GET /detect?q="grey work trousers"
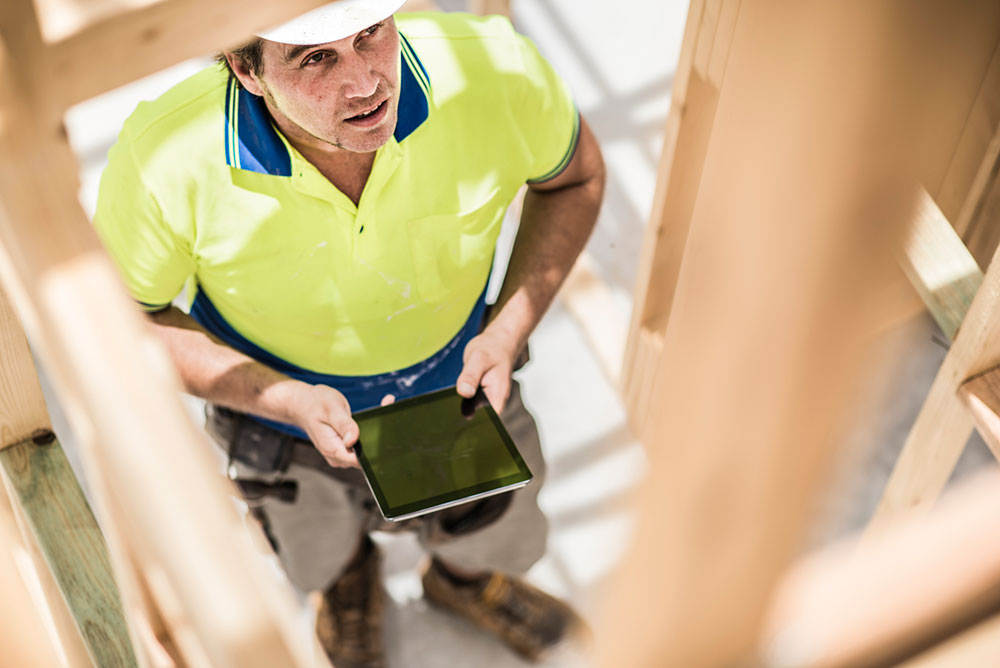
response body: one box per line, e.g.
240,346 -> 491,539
205,380 -> 548,593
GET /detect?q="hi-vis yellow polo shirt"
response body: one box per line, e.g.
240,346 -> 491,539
94,12 -> 579,422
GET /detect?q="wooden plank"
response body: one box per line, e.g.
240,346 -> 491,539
764,471 -> 1000,668
0,283 -> 51,449
961,159 -> 1000,272
0,470 -> 96,668
622,326 -> 661,442
621,0 -> 706,406
598,0 -> 935,665
939,40 -> 1000,239
900,614 -> 1000,668
0,20 -> 314,668
693,0 -> 722,77
865,200 -> 1000,536
959,366 -> 1000,459
467,0 -> 510,17
0,490 -> 74,668
898,190 -> 983,341
0,436 -> 137,668
706,0 -> 741,87
43,0 -> 330,110
918,1 -> 1000,204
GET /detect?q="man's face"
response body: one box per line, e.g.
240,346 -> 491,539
249,18 -> 401,154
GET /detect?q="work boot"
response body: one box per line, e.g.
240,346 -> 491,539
315,535 -> 385,668
421,557 -> 590,661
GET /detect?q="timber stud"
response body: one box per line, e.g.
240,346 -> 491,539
31,429 -> 55,446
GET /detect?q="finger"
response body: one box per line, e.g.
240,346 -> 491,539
480,366 -> 511,413
327,411 -> 359,447
380,394 -> 396,406
457,348 -> 491,397
313,428 -> 360,468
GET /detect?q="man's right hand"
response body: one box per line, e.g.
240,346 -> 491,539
288,383 -> 361,468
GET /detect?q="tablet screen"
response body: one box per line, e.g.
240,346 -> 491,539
353,388 -> 532,520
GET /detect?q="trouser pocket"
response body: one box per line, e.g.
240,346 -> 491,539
205,404 -> 296,474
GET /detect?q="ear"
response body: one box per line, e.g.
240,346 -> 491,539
224,52 -> 265,97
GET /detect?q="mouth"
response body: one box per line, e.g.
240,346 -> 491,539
344,99 -> 389,128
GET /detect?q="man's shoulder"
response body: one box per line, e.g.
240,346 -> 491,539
118,64 -> 228,158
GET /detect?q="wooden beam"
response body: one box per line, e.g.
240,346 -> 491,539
941,38 -> 1000,269
0,469 -> 96,668
763,471 -> 1000,668
960,365 -> 1000,459
869,179 -> 1000,536
0,23 -> 314,668
937,41 -> 1000,232
597,0 -> 934,665
0,283 -> 51,449
900,614 -> 1000,668
0,436 -> 137,667
622,0 -> 713,430
959,147 -> 1000,272
41,0 -> 329,110
467,0 -> 511,17
0,490 -> 77,668
866,199 -> 1000,537
898,190 -> 983,341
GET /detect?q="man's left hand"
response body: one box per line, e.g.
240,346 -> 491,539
456,328 -> 520,413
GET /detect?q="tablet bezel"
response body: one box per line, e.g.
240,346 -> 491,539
352,388 -> 533,522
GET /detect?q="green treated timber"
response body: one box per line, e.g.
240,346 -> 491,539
0,434 -> 138,668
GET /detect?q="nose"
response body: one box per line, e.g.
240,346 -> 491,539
341,49 -> 379,99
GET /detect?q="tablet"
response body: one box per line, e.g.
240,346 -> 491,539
352,388 -> 533,522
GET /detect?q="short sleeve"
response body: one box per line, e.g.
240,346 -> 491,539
513,35 -> 581,184
93,129 -> 196,312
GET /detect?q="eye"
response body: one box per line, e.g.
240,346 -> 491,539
362,22 -> 382,38
302,51 -> 331,67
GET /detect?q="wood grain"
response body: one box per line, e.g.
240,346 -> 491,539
45,0 -> 330,110
0,284 -> 50,449
600,1 -> 934,665
866,202 -> 1000,536
0,437 -> 137,667
0,5 -> 320,665
960,366 -> 1000,459
898,190 -> 983,341
0,488 -> 72,668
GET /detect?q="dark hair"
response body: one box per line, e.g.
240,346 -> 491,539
217,38 -> 265,82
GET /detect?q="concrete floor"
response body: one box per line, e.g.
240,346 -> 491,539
51,1 -> 996,666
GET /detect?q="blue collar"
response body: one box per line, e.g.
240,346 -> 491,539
224,32 -> 430,176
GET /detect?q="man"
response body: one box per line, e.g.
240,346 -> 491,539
95,1 -> 604,665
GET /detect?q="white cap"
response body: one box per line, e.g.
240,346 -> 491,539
256,0 -> 407,45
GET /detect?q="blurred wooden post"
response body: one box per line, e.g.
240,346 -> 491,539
764,471 -> 1000,668
604,0 -> 941,665
468,0 -> 510,17
0,0 -> 352,665
0,277 -> 130,666
0,490 -> 78,668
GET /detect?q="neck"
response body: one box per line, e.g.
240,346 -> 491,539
297,142 -> 376,206
265,99 -> 377,207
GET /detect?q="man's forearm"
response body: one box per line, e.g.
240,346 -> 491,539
148,307 -> 307,424
487,120 -> 606,353
150,307 -> 361,467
